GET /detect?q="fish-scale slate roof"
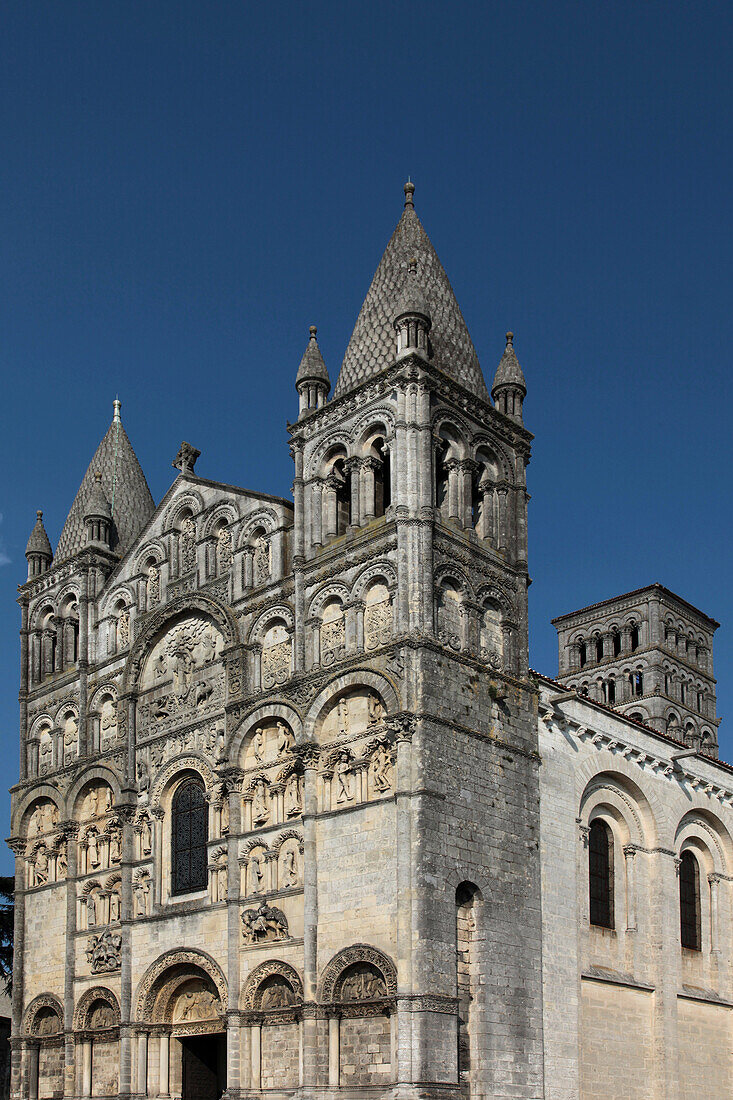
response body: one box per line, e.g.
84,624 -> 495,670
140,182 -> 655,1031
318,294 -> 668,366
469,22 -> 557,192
334,183 -> 489,400
55,411 -> 155,562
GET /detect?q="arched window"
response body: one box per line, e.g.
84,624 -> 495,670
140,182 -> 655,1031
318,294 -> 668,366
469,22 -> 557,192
594,636 -> 603,663
679,850 -> 701,950
605,678 -> 616,705
630,624 -> 639,651
579,641 -> 587,668
332,458 -> 351,535
172,779 -> 208,895
435,440 -> 449,514
632,671 -> 643,696
373,438 -> 391,516
613,631 -> 621,657
589,819 -> 614,929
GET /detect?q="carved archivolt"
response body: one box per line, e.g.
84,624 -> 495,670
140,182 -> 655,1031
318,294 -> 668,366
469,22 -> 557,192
318,944 -> 397,1003
239,508 -> 281,547
23,994 -> 64,1037
242,960 -> 303,1010
307,583 -> 350,621
73,986 -> 121,1031
351,562 -> 398,601
249,604 -> 295,645
135,949 -> 228,1022
149,754 -> 217,809
202,503 -> 239,540
161,489 -> 205,533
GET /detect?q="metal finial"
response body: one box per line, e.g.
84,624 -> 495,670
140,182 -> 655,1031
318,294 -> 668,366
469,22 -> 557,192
36,510 -> 43,521
408,257 -> 417,275
94,471 -> 102,483
113,398 -> 122,423
404,180 -> 415,208
506,332 -> 514,346
309,325 -> 318,339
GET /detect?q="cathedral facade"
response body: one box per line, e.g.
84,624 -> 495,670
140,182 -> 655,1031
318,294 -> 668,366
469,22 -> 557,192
9,183 -> 733,1100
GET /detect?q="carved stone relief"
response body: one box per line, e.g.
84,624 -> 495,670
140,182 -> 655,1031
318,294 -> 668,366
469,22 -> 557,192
241,901 -> 289,944
86,929 -> 122,974
242,720 -> 295,770
317,690 -> 386,745
172,980 -> 221,1023
137,615 -> 225,736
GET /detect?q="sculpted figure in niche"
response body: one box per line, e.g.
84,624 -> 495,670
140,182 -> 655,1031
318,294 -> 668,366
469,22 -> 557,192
252,780 -> 269,824
140,816 -> 152,855
87,830 -> 100,869
217,527 -> 233,573
254,535 -> 270,585
104,788 -> 113,814
199,628 -> 216,664
117,607 -> 130,649
260,977 -> 297,1010
137,759 -> 150,795
134,878 -> 150,917
252,728 -> 265,763
27,808 -> 40,839
34,846 -> 49,886
63,714 -> 78,763
109,828 -> 121,864
86,893 -> 98,928
101,697 -> 117,737
181,516 -> 196,573
250,853 -> 265,893
371,746 -> 392,793
282,848 -> 298,888
367,694 -> 385,726
56,842 -> 67,880
285,775 -> 301,817
220,797 -> 229,835
39,729 -> 53,774
277,721 -> 295,755
147,564 -> 160,605
110,888 -> 121,922
335,752 -> 353,803
338,698 -> 350,736
153,653 -> 167,680
340,963 -> 387,1001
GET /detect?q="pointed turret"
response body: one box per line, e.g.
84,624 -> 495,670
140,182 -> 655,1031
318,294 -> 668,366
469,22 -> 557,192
83,471 -> 113,549
55,400 -> 155,562
334,181 -> 488,399
393,256 -> 431,360
491,332 -> 527,424
25,511 -> 52,580
296,325 -> 330,415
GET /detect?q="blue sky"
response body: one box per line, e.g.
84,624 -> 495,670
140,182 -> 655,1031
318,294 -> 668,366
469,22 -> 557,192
1,1 -> 731,870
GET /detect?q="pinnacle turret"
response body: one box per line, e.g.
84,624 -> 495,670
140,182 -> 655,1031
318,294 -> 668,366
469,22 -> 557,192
84,471 -> 113,548
296,325 -> 330,416
25,510 -> 53,580
491,332 -> 527,424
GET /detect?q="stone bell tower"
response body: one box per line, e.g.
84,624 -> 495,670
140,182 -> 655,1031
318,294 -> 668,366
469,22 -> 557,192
288,182 -> 543,1100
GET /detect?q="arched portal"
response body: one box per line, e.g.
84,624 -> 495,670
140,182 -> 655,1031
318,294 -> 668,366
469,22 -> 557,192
136,952 -> 228,1100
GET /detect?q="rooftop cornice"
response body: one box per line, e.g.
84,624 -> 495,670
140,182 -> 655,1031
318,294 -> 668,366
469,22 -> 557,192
551,583 -> 719,630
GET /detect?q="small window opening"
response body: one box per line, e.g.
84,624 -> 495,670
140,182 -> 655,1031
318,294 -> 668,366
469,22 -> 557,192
589,819 -> 614,929
679,850 -> 701,950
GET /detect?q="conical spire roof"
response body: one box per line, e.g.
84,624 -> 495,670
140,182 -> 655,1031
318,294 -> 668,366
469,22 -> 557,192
25,511 -> 52,559
55,401 -> 155,562
296,326 -> 330,387
491,332 -> 526,395
334,182 -> 488,399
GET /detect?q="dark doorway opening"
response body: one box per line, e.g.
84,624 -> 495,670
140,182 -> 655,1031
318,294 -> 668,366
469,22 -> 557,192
181,1035 -> 226,1100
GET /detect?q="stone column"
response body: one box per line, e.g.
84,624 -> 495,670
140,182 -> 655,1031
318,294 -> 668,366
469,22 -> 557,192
81,1038 -> 92,1097
310,481 -> 323,548
250,1021 -> 262,1089
496,485 -> 509,551
327,1014 -> 339,1086
394,724 -> 415,1086
568,642 -> 581,672
603,631 -> 615,659
459,460 -> 475,529
324,477 -> 338,539
361,458 -> 377,521
709,874 -> 721,951
159,1032 -> 170,1095
623,845 -> 638,931
18,600 -> 29,780
445,460 -> 460,521
301,748 -> 319,1087
346,458 -> 361,528
136,1032 -> 148,1096
28,1044 -> 39,1100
